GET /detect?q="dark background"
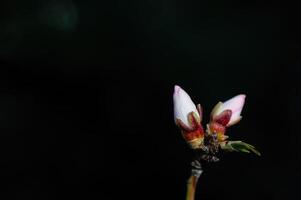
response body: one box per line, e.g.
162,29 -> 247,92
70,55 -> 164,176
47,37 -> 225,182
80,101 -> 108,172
1,0 -> 301,199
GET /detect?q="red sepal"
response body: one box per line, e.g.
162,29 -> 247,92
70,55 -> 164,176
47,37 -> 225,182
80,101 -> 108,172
209,122 -> 226,134
212,109 -> 232,126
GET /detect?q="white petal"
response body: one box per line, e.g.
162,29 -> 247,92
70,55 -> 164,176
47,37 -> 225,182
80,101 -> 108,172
213,94 -> 246,125
173,85 -> 199,127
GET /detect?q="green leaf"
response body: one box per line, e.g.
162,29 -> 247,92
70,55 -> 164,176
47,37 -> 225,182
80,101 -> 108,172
221,141 -> 261,156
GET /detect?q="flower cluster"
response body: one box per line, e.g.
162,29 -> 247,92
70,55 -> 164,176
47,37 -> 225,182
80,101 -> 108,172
173,85 -> 247,152
174,85 -> 260,200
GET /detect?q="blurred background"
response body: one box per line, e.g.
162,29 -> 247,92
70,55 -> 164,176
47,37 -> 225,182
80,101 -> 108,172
1,0 -> 301,199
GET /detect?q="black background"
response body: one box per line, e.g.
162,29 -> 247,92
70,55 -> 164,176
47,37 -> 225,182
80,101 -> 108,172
1,0 -> 301,199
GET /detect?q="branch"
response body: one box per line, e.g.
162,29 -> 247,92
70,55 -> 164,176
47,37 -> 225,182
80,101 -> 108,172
186,160 -> 203,200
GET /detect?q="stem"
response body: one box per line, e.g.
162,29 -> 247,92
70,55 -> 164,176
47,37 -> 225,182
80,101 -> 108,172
186,160 -> 203,200
186,174 -> 199,200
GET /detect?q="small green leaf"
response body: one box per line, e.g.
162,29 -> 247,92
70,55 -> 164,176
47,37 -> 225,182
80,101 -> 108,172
221,141 -> 261,156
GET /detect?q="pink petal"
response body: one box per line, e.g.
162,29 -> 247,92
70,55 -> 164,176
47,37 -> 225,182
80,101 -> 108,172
213,94 -> 246,126
173,85 -> 199,127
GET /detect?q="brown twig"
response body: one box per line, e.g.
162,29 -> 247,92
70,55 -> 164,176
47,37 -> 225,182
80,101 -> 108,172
186,160 -> 203,200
